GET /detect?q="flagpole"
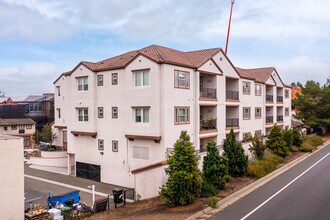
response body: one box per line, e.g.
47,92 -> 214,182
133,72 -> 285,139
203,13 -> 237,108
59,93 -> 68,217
225,0 -> 235,55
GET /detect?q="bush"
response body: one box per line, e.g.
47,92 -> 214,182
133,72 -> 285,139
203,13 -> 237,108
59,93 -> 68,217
300,142 -> 313,152
283,128 -> 293,151
304,135 -> 324,149
201,180 -> 218,198
208,197 -> 218,208
223,130 -> 248,177
249,136 -> 266,160
160,131 -> 202,207
247,155 -> 285,178
291,146 -> 300,152
266,125 -> 289,158
292,128 -> 303,147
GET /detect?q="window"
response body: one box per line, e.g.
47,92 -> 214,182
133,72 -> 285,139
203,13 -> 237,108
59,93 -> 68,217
243,81 -> 251,94
285,107 -> 289,116
174,107 -> 190,124
255,84 -> 262,96
255,107 -> 262,119
97,75 -> 103,86
4,126 -> 7,131
134,70 -> 149,86
18,125 -> 24,130
56,86 -> 60,96
112,141 -> 118,152
243,107 -> 251,119
112,107 -> 118,118
133,146 -> 149,160
56,108 -> 61,118
78,108 -> 88,121
243,132 -> 251,142
134,108 -> 149,123
98,139 -> 104,150
98,107 -> 104,118
285,89 -> 289,99
77,77 -> 88,91
26,124 -> 32,129
63,131 -> 67,143
11,125 -> 17,130
112,73 -> 118,85
255,130 -> 262,138
174,70 -> 190,89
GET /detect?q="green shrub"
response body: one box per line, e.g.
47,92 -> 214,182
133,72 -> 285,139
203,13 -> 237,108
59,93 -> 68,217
201,180 -> 218,198
300,142 -> 313,152
247,155 -> 285,178
208,197 -> 219,208
223,130 -> 248,177
263,154 -> 285,165
291,146 -> 300,152
292,128 -> 303,147
249,136 -> 266,160
304,135 -> 324,149
266,125 -> 289,158
283,128 -> 293,151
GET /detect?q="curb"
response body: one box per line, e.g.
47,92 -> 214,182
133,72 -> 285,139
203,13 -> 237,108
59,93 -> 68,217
186,139 -> 330,220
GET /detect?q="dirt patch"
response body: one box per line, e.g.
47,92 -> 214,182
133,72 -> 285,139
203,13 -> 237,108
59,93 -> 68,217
87,149 -> 314,220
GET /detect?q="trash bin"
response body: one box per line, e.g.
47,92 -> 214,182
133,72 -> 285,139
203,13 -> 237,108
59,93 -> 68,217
113,188 -> 123,208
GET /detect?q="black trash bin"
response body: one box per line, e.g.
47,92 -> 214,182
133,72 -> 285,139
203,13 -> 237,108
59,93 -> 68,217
113,188 -> 123,208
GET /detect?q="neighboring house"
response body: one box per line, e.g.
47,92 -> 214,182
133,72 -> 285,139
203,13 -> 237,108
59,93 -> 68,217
0,118 -> 36,148
0,135 -> 24,220
53,45 -> 292,199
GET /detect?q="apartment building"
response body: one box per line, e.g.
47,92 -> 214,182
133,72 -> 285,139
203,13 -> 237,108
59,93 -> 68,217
53,45 -> 291,199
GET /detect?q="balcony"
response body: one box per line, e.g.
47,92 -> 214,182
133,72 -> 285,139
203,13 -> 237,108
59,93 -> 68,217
200,88 -> 216,99
266,116 -> 273,124
226,90 -> 239,101
200,118 -> 217,131
277,115 -> 283,122
226,118 -> 239,128
266,95 -> 273,102
277,96 -> 283,103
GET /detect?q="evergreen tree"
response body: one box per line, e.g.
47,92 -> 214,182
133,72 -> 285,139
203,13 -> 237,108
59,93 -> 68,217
282,128 -> 293,151
223,130 -> 248,177
202,141 -> 228,197
292,128 -> 303,147
41,124 -> 57,144
160,131 -> 202,207
266,125 -> 288,157
249,136 -> 266,160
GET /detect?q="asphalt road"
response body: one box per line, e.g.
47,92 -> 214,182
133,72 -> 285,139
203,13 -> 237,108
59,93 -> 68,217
211,143 -> 330,220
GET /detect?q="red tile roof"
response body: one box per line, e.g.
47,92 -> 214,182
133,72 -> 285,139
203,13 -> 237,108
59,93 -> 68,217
236,67 -> 275,83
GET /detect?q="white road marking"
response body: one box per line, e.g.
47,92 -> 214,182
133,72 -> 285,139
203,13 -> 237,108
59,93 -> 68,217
25,197 -> 42,203
241,151 -> 330,220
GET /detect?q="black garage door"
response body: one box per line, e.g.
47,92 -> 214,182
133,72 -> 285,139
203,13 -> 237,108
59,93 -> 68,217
76,162 -> 101,182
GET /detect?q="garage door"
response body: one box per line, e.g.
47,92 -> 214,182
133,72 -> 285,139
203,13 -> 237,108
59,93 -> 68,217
76,162 -> 101,182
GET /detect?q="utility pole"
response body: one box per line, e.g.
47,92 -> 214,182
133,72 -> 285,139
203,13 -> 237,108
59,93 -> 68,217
225,0 -> 235,55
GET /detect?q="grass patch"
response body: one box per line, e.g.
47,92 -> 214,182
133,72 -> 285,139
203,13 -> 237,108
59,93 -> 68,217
247,155 -> 285,178
208,197 -> 218,208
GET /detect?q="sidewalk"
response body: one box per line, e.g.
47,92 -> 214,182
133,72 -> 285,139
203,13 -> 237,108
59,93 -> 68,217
24,164 -> 133,199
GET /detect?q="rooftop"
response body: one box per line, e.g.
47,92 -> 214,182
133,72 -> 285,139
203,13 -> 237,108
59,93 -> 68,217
0,134 -> 21,140
0,118 -> 36,126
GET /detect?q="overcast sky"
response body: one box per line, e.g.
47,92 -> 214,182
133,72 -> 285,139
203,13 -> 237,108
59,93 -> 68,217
0,0 -> 329,96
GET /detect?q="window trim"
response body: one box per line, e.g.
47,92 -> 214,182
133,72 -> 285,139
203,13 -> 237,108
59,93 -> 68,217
98,107 -> 104,118
243,132 -> 251,142
77,108 -> 89,122
112,73 -> 118,85
242,81 -> 251,95
112,140 -> 118,152
98,139 -> 104,150
132,146 -> 149,160
97,75 -> 103,86
11,125 -> 17,130
112,107 -> 118,119
174,70 -> 190,89
255,107 -> 262,119
243,107 -> 251,120
133,107 -> 150,123
174,106 -> 190,125
285,89 -> 289,99
255,84 -> 262,96
285,107 -> 290,117
56,86 -> 60,96
76,76 -> 88,91
133,70 -> 149,87
57,108 -> 61,119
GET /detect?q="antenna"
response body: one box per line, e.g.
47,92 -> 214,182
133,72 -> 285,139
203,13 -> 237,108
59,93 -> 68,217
225,0 -> 235,55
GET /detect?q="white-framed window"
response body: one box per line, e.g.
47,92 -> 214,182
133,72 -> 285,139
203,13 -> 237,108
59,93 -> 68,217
255,107 -> 262,119
98,139 -> 104,150
285,89 -> 289,99
134,70 -> 149,87
243,81 -> 251,94
98,107 -> 104,118
112,73 -> 118,85
57,108 -> 61,118
26,124 -> 32,129
174,70 -> 190,89
112,141 -> 118,152
56,86 -> 60,96
78,108 -> 88,121
243,132 -> 251,142
77,77 -> 88,91
285,107 -> 289,116
134,108 -> 149,123
243,107 -> 251,119
174,107 -> 190,124
255,84 -> 262,96
97,75 -> 103,86
133,146 -> 149,160
112,107 -> 118,118
255,130 -> 262,138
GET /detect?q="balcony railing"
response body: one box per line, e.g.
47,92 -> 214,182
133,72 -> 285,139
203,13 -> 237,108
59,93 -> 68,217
200,118 -> 217,130
266,95 -> 273,102
266,116 -> 273,123
277,115 -> 283,122
277,96 -> 283,102
226,118 -> 239,128
200,88 -> 216,99
226,90 -> 239,100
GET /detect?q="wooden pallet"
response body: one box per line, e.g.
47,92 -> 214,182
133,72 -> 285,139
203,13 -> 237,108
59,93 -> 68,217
25,209 -> 51,220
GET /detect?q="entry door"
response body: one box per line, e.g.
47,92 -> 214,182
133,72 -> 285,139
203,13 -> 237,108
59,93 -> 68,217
76,162 -> 101,182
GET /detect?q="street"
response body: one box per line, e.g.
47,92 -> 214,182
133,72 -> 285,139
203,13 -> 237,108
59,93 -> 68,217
210,143 -> 330,220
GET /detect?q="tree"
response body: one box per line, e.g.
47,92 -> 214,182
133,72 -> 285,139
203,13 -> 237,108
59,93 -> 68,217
292,128 -> 303,147
297,81 -> 303,88
249,136 -> 266,160
223,129 -> 248,177
266,125 -> 288,158
282,128 -> 293,151
160,131 -> 202,207
41,124 -> 57,144
202,141 -> 228,197
33,130 -> 41,144
291,82 -> 296,87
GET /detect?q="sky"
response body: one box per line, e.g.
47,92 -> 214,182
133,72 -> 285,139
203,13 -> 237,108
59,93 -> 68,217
0,0 -> 329,96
